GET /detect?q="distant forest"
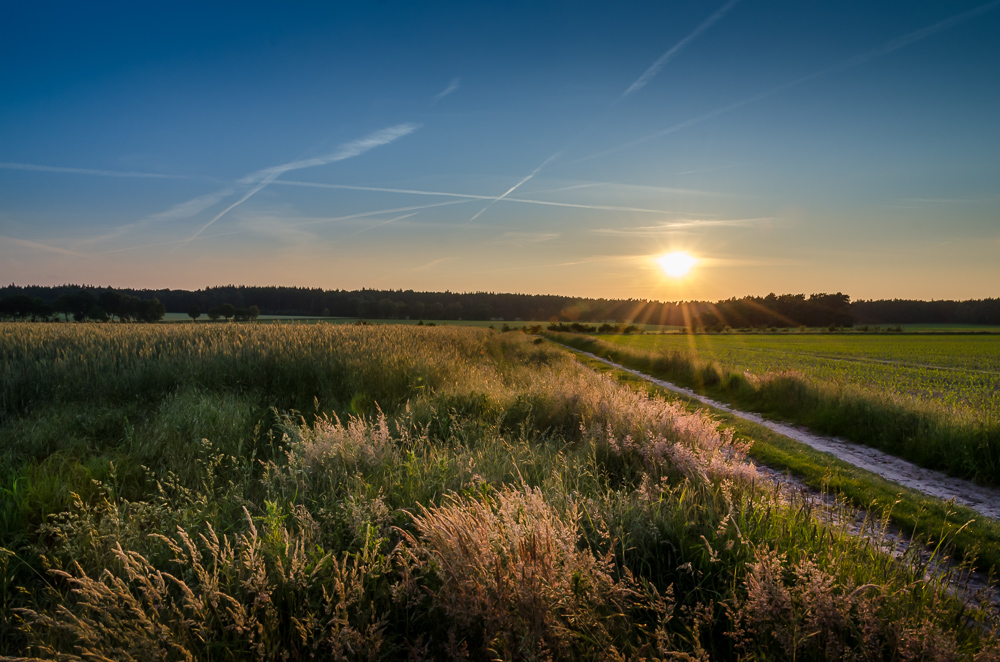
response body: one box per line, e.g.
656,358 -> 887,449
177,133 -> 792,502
2,284 -> 999,328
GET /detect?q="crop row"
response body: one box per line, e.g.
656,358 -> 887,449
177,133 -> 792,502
598,332 -> 1000,424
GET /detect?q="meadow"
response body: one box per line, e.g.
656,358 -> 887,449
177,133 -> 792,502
1,322 -> 998,660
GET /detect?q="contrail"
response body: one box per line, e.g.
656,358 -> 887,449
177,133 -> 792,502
97,231 -> 241,254
275,179 -> 679,214
412,256 -> 456,272
351,212 -> 420,236
78,188 -> 239,247
175,123 -> 419,248
146,188 -> 236,222
573,0 -> 1000,165
275,180 -> 495,200
292,199 -> 471,227
488,253 -> 640,273
466,151 -> 562,223
0,234 -> 85,257
432,77 -> 462,104
621,0 -> 741,99
466,173 -> 534,223
0,162 -> 189,179
502,197 -> 675,214
591,218 -> 768,235
526,183 -> 603,195
464,2 -> 736,223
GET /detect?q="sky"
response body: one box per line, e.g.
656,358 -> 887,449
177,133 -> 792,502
2,0 -> 999,302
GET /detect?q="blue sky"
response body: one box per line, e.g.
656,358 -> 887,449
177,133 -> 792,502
2,1 -> 998,300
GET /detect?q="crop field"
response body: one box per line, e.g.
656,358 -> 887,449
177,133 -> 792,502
1,323 -> 998,659
549,332 -> 1000,488
899,324 -> 1000,333
597,333 -> 1000,422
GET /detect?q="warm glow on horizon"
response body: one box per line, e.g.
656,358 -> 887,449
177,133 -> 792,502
657,251 -> 697,278
2,5 -> 998,300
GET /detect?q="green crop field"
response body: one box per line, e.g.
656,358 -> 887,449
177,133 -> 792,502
2,322 -> 997,659
548,331 -> 1000,487
597,332 -> 1000,422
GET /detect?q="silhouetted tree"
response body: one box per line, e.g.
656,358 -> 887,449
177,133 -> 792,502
234,306 -> 260,321
99,290 -> 123,321
427,302 -> 445,319
377,298 -> 396,319
220,303 -> 236,321
35,302 -> 54,321
135,298 -> 166,323
471,303 -> 492,321
188,305 -> 201,321
0,295 -> 36,320
53,294 -> 74,322
71,290 -> 97,322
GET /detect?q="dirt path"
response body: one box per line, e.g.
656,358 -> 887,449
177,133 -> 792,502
570,347 -> 1000,522
754,461 -> 997,604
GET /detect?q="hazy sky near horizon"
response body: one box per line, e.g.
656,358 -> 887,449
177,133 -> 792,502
2,1 -> 999,301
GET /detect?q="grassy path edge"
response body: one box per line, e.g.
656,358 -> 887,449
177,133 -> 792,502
550,338 -> 1000,575
544,332 -> 1000,486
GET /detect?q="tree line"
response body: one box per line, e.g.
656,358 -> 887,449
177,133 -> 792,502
852,298 -> 1000,325
0,290 -> 165,323
187,304 -> 259,322
3,283 -> 998,327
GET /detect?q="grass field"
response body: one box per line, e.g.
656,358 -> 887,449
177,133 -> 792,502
596,332 -> 1000,422
161,313 -> 553,327
899,324 -> 1000,333
161,314 -> 680,331
548,332 -> 1000,487
1,323 -> 998,659
569,350 -> 1000,574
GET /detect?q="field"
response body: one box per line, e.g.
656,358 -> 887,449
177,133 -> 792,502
597,333 -> 1000,422
548,332 -> 1000,487
1,323 -> 998,660
161,313 -> 553,328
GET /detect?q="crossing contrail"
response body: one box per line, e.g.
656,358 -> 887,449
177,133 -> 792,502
173,123 -> 419,249
621,0 -> 740,99
570,0 -> 1000,165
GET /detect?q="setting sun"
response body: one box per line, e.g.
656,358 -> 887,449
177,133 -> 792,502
658,251 -> 697,278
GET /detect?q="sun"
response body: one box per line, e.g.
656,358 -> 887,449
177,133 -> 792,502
657,251 -> 697,278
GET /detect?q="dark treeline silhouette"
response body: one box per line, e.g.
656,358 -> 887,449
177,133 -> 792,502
2,284 -> 996,327
852,298 -> 1000,325
0,288 -> 165,323
0,284 -> 852,328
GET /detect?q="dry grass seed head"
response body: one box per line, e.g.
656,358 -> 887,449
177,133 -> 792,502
400,485 -> 666,660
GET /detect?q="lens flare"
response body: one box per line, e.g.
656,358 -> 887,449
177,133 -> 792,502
657,251 -> 696,277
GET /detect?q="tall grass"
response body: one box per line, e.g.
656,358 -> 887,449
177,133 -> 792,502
1,323 -> 996,659
549,332 -> 1000,486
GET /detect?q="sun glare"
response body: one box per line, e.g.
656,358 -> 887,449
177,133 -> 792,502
658,251 -> 696,278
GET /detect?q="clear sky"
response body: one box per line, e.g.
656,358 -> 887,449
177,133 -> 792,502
2,1 -> 998,301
